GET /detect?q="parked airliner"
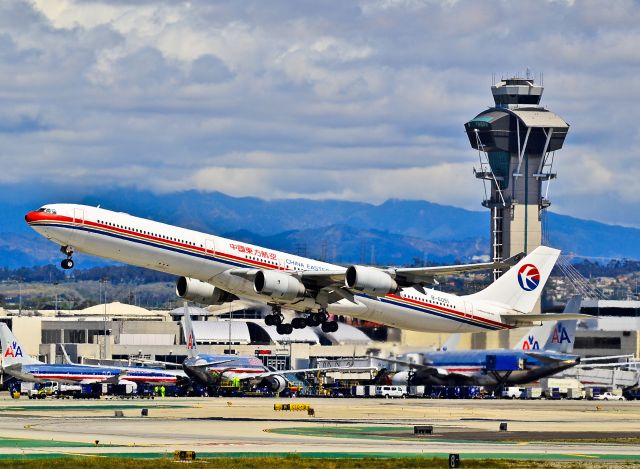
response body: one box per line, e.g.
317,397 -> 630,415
177,304 -> 370,393
25,204 -> 586,335
387,297 -> 582,388
0,323 -> 185,386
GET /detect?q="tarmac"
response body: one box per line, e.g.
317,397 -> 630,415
0,396 -> 639,461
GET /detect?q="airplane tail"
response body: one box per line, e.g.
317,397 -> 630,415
440,333 -> 460,352
512,295 -> 580,353
0,323 -> 40,367
541,296 -> 580,353
180,302 -> 198,359
467,245 -> 560,314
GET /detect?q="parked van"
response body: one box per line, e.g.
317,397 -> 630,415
375,385 -> 407,399
501,387 -> 524,399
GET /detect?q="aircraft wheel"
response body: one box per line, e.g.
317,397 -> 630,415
265,315 -> 274,326
315,311 -> 328,323
321,321 -> 339,333
276,323 -> 293,335
61,258 -> 74,270
306,315 -> 321,327
291,317 -> 306,329
272,313 -> 284,325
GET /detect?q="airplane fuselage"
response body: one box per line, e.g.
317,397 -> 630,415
6,363 -> 183,386
26,204 -> 514,333
392,350 -> 580,387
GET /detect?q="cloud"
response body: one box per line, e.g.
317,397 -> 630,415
0,0 -> 638,226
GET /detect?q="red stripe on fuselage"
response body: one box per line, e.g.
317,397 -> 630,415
26,211 -> 287,271
387,294 -> 509,329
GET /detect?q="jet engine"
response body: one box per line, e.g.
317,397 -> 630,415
345,265 -> 398,296
261,374 -> 287,393
176,277 -> 236,305
254,270 -> 305,301
391,370 -> 410,386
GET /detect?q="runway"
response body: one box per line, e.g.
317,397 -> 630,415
0,396 -> 639,461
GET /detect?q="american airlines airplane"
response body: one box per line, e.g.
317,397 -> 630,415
0,324 -> 185,386
25,204 -> 585,335
178,305 -> 371,394
387,298 -> 582,388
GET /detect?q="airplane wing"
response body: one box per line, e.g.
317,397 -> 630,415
238,366 -> 378,383
372,357 -> 454,379
186,359 -> 237,370
127,357 -> 185,370
229,254 -> 522,298
389,253 -> 524,287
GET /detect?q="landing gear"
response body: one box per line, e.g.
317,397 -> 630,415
60,245 -> 74,270
312,309 -> 328,324
266,306 -> 334,334
264,305 -> 284,327
321,321 -> 339,333
291,317 -> 307,329
305,314 -> 321,327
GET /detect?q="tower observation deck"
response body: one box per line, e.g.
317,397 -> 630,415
464,77 -> 569,279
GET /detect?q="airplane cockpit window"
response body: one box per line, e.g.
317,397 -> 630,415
37,207 -> 57,214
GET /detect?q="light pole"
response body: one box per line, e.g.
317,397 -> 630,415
53,282 -> 59,316
100,277 -> 108,360
12,278 -> 22,315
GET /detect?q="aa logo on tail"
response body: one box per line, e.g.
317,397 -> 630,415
187,333 -> 194,349
522,336 -> 540,350
4,341 -> 23,358
517,264 -> 541,292
551,324 -> 572,344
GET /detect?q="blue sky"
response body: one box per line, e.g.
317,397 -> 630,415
1,0 -> 639,226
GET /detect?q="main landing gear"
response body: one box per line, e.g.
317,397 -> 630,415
60,246 -> 74,270
265,307 -> 339,335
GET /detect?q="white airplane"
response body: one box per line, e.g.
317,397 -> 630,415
25,204 -> 585,335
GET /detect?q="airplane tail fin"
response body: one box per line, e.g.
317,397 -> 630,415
542,296 -> 580,353
180,302 -> 198,359
512,295 -> 580,352
467,245 -> 560,314
440,333 -> 460,352
0,323 -> 39,367
513,321 -> 556,351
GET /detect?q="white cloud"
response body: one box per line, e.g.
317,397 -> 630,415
0,0 -> 638,226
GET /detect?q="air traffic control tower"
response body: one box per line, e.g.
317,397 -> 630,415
464,77 -> 569,279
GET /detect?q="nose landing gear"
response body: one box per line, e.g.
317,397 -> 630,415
60,246 -> 74,270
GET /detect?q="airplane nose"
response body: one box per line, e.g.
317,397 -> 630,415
25,211 -> 39,223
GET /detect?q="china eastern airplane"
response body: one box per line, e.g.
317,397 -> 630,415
25,204 -> 587,335
0,324 -> 186,386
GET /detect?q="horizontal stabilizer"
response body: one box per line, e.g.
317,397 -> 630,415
524,352 -> 578,365
502,313 -> 592,326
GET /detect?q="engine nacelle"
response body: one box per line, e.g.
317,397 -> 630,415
254,270 -> 305,301
391,371 -> 410,386
262,374 -> 287,393
345,265 -> 398,296
176,277 -> 236,305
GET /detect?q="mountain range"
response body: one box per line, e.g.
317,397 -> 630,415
1,185 -> 639,269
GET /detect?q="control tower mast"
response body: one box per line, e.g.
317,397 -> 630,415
464,76 -> 569,280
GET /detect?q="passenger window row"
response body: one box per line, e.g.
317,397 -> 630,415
96,219 -> 203,247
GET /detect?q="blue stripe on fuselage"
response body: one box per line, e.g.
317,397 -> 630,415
378,296 -> 499,330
